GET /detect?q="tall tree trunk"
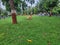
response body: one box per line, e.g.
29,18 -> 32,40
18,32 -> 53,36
9,0 -> 17,24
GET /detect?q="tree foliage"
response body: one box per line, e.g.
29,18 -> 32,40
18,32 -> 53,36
38,0 -> 59,12
26,0 -> 35,5
2,0 -> 27,12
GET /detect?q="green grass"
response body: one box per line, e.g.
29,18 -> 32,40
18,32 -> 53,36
0,15 -> 60,45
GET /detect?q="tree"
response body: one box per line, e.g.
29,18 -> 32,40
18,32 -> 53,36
2,0 -> 27,24
37,0 -> 58,11
2,0 -> 27,14
21,0 -> 27,15
9,0 -> 17,24
26,0 -> 35,15
36,0 -> 58,16
2,0 -> 17,24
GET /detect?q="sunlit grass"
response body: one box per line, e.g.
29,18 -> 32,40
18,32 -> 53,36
0,15 -> 60,45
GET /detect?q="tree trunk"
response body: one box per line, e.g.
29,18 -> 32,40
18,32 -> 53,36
49,11 -> 52,17
9,0 -> 17,24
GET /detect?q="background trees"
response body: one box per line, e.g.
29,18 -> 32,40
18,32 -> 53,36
1,0 -> 60,15
2,0 -> 27,13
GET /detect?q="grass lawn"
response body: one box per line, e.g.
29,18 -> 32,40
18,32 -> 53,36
0,15 -> 60,45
